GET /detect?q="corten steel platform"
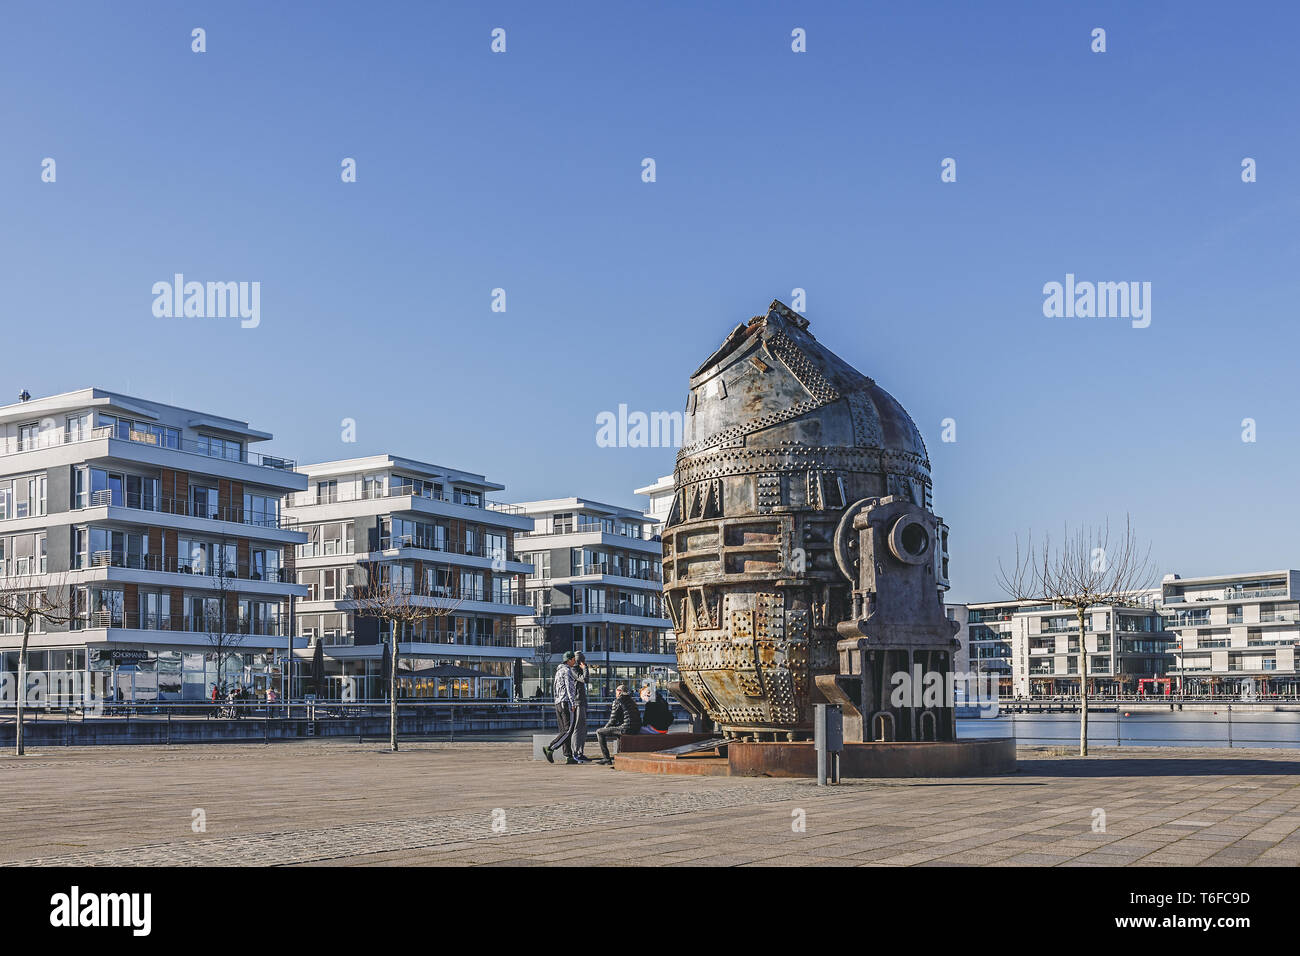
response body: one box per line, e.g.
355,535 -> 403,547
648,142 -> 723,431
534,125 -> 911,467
614,736 -> 1017,778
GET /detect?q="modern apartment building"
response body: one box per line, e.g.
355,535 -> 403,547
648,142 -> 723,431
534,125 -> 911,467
0,388 -> 307,703
1161,570 -> 1300,695
513,497 -> 676,698
634,474 -> 675,526
1009,593 -> 1171,697
282,456 -> 534,700
956,600 -> 1052,696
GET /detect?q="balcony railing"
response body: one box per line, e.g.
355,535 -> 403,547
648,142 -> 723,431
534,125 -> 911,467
379,534 -> 516,564
83,491 -> 286,529
517,522 -> 661,542
75,551 -> 291,583
571,562 -> 661,581
0,425 -> 295,470
290,483 -> 519,515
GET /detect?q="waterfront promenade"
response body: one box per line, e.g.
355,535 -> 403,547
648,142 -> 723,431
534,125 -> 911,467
2,742 -> 1299,866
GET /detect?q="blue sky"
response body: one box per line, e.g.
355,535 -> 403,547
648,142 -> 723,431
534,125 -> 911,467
3,1 -> 1299,601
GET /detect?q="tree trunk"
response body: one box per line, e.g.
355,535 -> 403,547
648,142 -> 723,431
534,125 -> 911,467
1077,607 -> 1089,757
389,627 -> 398,753
16,618 -> 31,756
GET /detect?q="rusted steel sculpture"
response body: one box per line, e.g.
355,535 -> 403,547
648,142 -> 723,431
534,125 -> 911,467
663,300 -> 958,742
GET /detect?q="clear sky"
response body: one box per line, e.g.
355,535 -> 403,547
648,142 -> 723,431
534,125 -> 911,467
3,1 -> 1298,602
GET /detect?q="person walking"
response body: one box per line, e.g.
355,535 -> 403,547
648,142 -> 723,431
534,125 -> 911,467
542,652 -> 579,764
595,683 -> 641,765
570,652 -> 592,763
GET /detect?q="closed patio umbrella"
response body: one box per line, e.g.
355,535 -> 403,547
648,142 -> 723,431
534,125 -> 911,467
310,640 -> 325,696
380,641 -> 392,700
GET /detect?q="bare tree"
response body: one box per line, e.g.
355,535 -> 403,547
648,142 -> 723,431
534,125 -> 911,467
199,538 -> 244,705
998,516 -> 1156,756
0,575 -> 74,756
347,559 -> 461,752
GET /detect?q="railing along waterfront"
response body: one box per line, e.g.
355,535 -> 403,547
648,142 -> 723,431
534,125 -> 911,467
967,704 -> 1300,749
0,699 -> 693,747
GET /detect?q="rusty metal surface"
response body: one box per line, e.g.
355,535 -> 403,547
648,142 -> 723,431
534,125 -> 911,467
662,300 -> 939,738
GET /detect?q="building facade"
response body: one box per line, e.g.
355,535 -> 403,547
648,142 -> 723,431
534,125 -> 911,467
1009,595 -> 1171,697
513,497 -> 676,699
282,456 -> 535,700
1161,570 -> 1300,695
956,600 -> 1052,696
0,388 -> 307,704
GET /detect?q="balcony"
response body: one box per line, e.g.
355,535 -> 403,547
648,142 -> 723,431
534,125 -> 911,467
378,534 -> 517,564
292,483 -> 519,515
83,490 -> 287,529
0,425 -> 295,470
570,562 -> 661,582
76,551 -> 292,583
517,521 -> 661,542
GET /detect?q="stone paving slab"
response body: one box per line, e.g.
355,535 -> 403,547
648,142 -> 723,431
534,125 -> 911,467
1,742 -> 1299,866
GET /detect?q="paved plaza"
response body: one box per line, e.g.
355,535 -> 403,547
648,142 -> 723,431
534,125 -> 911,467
2,742 -> 1299,866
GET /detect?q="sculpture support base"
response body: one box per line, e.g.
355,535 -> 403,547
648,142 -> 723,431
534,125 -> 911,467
613,737 -> 1016,779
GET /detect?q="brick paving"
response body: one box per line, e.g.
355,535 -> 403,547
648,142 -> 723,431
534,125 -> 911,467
2,742 -> 1299,866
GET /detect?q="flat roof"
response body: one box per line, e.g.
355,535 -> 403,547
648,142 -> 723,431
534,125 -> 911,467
1162,570 -> 1294,587
296,454 -> 504,492
511,497 -> 654,522
0,387 -> 274,441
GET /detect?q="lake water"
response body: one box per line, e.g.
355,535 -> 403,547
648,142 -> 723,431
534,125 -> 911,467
958,710 -> 1300,749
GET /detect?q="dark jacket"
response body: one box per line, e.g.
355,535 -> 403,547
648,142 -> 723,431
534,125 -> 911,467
605,693 -> 641,733
643,693 -> 672,732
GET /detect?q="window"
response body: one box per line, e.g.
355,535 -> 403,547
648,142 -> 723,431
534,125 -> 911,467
190,485 -> 220,520
460,570 -> 484,602
492,575 -> 516,604
65,413 -> 91,442
140,592 -> 171,630
126,474 -> 158,512
316,480 -> 338,504
243,493 -> 279,528
197,435 -> 242,461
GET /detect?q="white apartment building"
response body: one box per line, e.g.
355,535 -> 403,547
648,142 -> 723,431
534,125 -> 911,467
955,599 -> 1052,696
513,497 -> 676,699
0,388 -> 307,703
1161,570 -> 1300,695
1009,594 -> 1171,697
634,474 -> 675,527
282,456 -> 534,700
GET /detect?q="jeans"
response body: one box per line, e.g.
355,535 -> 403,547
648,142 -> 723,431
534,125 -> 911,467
596,725 -> 626,760
548,701 -> 575,757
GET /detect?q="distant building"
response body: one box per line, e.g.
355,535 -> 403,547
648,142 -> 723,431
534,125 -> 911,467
513,496 -> 675,698
1009,595 -> 1171,697
282,455 -> 534,699
0,387 -> 306,703
634,474 -> 674,527
1161,570 -> 1300,695
951,600 -> 1049,696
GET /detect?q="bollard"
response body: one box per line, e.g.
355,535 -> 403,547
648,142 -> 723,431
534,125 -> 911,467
814,703 -> 843,786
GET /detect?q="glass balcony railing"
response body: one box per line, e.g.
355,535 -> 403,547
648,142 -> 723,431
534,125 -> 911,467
0,425 -> 295,470
82,490 -> 286,529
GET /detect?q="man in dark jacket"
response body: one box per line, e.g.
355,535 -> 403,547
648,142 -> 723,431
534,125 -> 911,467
595,683 -> 641,764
